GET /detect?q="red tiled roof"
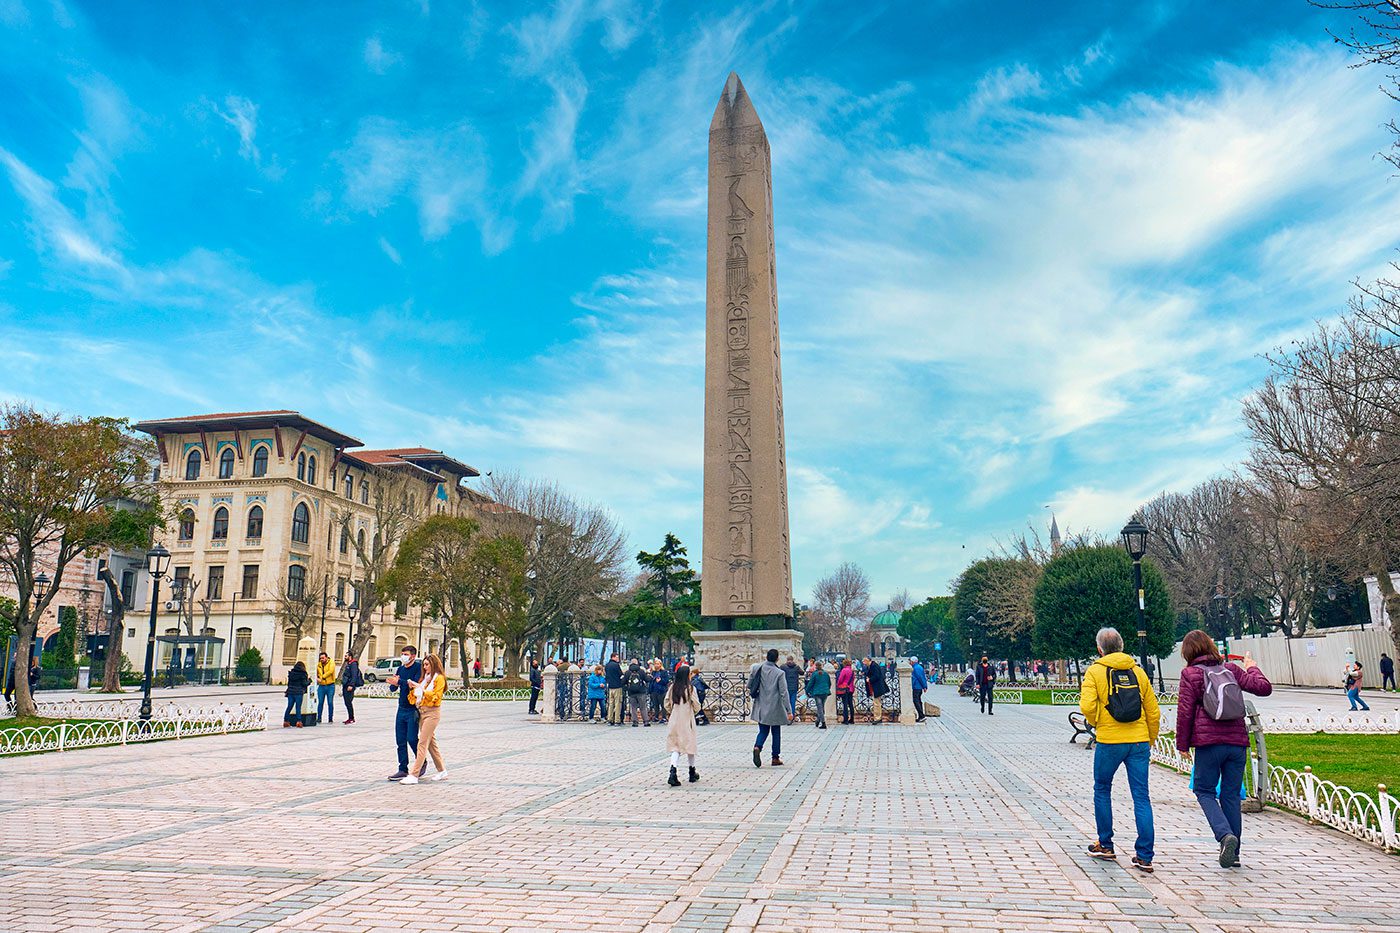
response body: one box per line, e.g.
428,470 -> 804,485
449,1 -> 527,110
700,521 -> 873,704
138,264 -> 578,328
134,411 -> 363,448
148,410 -> 298,422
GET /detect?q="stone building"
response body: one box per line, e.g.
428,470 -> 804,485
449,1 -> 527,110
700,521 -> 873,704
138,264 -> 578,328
130,410 -> 508,681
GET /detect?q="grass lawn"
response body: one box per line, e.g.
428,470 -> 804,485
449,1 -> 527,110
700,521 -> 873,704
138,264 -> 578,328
1017,689 -> 1053,705
1263,733 -> 1400,793
0,716 -> 107,734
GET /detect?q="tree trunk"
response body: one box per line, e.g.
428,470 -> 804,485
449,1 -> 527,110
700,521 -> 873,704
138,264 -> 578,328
98,567 -> 127,693
11,619 -> 36,717
1373,565 -> 1400,657
503,643 -> 522,683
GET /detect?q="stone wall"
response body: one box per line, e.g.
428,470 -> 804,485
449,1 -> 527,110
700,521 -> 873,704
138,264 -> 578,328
691,628 -> 803,672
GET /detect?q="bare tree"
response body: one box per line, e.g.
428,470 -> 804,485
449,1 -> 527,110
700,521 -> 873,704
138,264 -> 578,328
808,562 -> 871,654
270,560 -> 333,662
1315,1 -> 1400,170
886,588 -> 912,613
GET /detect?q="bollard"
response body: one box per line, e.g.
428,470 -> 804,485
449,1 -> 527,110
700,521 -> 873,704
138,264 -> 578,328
540,667 -> 557,723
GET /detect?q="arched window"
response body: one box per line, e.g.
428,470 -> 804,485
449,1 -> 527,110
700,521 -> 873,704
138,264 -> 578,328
178,509 -> 195,541
252,446 -> 268,477
334,632 -> 345,659
287,564 -> 306,598
185,449 -> 201,480
246,505 -> 263,539
297,453 -> 306,482
360,480 -> 369,504
344,472 -> 353,498
211,506 -> 229,540
307,455 -> 317,485
401,492 -> 409,513
367,635 -> 377,661
393,634 -> 408,655
291,502 -> 310,544
357,529 -> 366,553
282,630 -> 299,664
218,448 -> 235,479
339,525 -> 349,554
234,627 -> 252,657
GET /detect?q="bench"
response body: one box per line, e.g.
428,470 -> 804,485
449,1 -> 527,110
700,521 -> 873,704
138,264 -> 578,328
1068,711 -> 1096,747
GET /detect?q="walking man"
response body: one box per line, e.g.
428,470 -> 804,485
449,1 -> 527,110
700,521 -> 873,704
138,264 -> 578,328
315,651 -> 337,723
1381,653 -> 1396,692
340,651 -> 363,724
386,645 -> 422,781
750,648 -> 788,766
528,660 -> 542,715
782,655 -> 802,721
910,656 -> 928,722
864,657 -> 889,724
1080,627 -> 1160,873
605,652 -> 625,725
976,655 -> 996,715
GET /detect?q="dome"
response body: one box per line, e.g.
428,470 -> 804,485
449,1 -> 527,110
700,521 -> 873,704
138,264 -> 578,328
871,610 -> 901,629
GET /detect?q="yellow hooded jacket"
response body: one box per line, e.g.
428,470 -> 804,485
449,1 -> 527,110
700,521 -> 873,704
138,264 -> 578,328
316,658 -> 337,686
1079,651 -> 1160,745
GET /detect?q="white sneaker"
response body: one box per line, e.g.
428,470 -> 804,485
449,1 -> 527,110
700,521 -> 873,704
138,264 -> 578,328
430,770 -> 448,782
399,774 -> 419,785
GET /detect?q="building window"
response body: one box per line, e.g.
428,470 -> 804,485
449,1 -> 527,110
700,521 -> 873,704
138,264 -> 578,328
246,505 -> 263,539
394,634 -> 407,655
367,635 -> 377,660
339,525 -> 349,554
282,630 -> 299,664
207,566 -> 225,600
336,578 -> 347,603
234,626 -> 252,657
297,452 -> 306,482
252,446 -> 268,477
307,455 -> 317,486
151,465 -> 161,482
218,448 -> 235,479
211,506 -> 229,541
119,570 -> 136,609
360,480 -> 369,504
178,509 -> 195,541
241,564 -> 260,599
357,529 -> 366,554
287,564 -> 306,599
185,449 -> 201,480
334,632 -> 345,659
291,503 -> 310,544
172,565 -> 191,597
161,627 -> 180,664
344,472 -> 353,498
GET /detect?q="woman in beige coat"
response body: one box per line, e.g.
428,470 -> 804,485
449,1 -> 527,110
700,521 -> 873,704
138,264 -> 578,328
664,665 -> 701,786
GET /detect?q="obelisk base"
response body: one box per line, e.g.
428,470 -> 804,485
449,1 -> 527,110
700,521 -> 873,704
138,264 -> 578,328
691,628 -> 803,673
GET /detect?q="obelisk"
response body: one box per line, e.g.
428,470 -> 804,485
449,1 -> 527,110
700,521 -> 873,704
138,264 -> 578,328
700,73 -> 794,638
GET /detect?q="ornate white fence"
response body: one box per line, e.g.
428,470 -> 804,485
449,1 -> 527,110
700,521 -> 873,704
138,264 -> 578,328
0,704 -> 267,756
1149,734 -> 1400,851
357,682 -> 532,702
1258,711 -> 1400,734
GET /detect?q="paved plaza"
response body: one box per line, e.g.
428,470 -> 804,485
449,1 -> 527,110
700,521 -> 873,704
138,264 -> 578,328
3,685 -> 1398,933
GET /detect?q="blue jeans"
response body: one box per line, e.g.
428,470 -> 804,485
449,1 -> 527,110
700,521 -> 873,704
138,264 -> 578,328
316,684 -> 335,721
1093,741 -> 1154,862
283,693 -> 303,722
787,688 -> 798,716
395,705 -> 420,771
586,697 -> 605,719
1192,743 -> 1246,843
755,723 -> 781,756
1347,688 -> 1370,710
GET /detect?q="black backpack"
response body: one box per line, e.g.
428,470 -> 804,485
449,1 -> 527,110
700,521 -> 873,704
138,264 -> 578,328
1098,662 -> 1143,723
625,669 -> 647,693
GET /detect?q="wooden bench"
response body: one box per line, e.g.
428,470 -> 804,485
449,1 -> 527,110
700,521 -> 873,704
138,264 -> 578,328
1068,711 -> 1096,747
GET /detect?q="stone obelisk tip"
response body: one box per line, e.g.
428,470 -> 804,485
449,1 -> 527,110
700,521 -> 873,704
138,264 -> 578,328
710,71 -> 763,131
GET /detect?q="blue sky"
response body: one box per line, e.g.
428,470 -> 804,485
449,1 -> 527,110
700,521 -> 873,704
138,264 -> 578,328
2,0 -> 1398,607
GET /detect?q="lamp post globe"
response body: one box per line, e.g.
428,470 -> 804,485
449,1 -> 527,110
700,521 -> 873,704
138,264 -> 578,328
139,544 -> 171,724
33,572 -> 50,602
1119,517 -> 1150,675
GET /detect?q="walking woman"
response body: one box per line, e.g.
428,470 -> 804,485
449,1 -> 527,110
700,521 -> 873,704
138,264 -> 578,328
1346,662 -> 1371,711
284,661 -> 309,727
807,660 -> 831,729
836,659 -> 856,725
401,654 -> 448,785
664,665 -> 702,786
1175,630 -> 1272,868
341,652 -> 364,725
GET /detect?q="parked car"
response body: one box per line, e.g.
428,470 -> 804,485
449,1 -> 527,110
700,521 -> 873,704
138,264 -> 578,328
364,658 -> 402,683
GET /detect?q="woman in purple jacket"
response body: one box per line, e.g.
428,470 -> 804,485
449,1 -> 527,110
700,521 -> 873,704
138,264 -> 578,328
1175,630 -> 1272,868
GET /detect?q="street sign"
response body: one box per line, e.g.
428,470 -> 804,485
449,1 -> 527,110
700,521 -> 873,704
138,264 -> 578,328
934,642 -> 941,651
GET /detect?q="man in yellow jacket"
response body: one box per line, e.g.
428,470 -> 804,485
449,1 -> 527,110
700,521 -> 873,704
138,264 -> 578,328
1079,627 -> 1160,873
315,651 -> 338,724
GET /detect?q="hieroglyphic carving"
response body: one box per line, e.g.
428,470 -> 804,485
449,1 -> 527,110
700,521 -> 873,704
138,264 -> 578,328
725,169 -> 755,612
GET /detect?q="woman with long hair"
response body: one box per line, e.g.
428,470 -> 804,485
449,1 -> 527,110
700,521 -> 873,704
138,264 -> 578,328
1175,629 -> 1271,868
401,653 -> 448,785
664,664 -> 701,786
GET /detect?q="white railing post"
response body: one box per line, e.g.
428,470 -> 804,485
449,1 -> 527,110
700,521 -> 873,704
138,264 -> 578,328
540,668 -> 557,722
58,723 -> 67,752
1380,785 -> 1397,851
1304,766 -> 1318,822
121,718 -> 130,746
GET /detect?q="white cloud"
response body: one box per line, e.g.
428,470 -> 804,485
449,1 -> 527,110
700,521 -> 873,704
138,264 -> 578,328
364,36 -> 402,74
377,235 -> 402,265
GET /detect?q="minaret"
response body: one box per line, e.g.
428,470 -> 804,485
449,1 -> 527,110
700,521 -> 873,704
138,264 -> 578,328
1050,514 -> 1062,555
700,73 -> 793,628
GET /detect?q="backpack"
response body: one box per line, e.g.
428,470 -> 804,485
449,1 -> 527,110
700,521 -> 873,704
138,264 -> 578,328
1201,664 -> 1245,721
1098,662 -> 1143,723
625,669 -> 647,693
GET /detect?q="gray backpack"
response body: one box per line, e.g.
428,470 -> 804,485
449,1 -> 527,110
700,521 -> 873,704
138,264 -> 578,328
1202,665 -> 1245,721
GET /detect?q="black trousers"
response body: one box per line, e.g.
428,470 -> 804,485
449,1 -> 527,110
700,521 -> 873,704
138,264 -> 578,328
1384,672 -> 1396,690
528,686 -> 540,712
979,684 -> 993,713
912,689 -> 925,720
342,686 -> 356,721
837,692 -> 854,723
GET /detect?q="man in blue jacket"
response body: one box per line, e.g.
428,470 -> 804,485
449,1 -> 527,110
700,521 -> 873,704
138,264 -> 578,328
386,646 -> 422,781
604,653 -> 624,725
910,656 -> 928,722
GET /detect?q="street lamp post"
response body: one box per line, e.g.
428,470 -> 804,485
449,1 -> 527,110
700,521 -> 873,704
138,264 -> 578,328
1120,517 -> 1150,675
225,593 -> 241,684
140,545 -> 171,723
28,573 -> 50,685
